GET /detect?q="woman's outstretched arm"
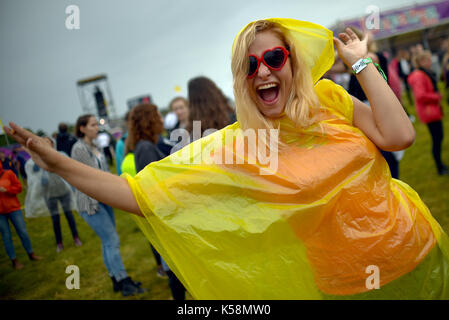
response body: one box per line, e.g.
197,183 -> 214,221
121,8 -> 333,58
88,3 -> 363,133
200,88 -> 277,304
4,122 -> 143,216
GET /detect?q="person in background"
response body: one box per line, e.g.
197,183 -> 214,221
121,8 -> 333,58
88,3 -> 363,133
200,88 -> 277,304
0,150 -> 18,176
164,76 -> 237,298
149,100 -> 185,157
410,44 -> 424,69
187,76 -> 236,134
324,52 -> 350,90
41,136 -> 82,252
96,129 -> 114,166
437,37 -> 449,65
71,114 -> 146,296
126,103 -> 187,299
169,97 -> 190,131
170,76 -> 236,154
0,162 -> 42,269
56,123 -> 77,157
397,48 -> 413,105
388,49 -> 404,103
165,97 -> 190,148
12,148 -> 27,185
115,111 -> 131,175
441,45 -> 449,104
171,76 -> 236,154
408,50 -> 448,175
125,104 -> 169,280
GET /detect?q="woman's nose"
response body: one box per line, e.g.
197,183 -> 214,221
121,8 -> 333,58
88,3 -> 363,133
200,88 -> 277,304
257,62 -> 271,78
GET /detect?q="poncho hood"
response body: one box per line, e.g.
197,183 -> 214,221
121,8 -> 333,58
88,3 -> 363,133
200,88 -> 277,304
232,18 -> 335,84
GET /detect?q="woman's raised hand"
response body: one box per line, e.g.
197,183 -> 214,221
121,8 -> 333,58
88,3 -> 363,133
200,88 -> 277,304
3,122 -> 61,172
333,28 -> 369,69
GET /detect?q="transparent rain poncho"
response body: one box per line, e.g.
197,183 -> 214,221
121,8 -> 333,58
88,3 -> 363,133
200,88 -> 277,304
24,157 -> 77,218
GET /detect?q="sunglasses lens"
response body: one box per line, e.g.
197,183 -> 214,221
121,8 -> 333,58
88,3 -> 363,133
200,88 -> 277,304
264,48 -> 286,69
248,56 -> 258,76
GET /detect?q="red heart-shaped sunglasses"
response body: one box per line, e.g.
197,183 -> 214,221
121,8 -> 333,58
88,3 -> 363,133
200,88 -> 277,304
247,46 -> 290,78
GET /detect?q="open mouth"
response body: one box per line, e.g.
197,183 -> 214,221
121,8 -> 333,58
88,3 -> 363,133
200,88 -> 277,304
257,83 -> 279,103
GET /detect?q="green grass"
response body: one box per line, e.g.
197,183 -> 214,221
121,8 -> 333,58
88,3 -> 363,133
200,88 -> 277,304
1,85 -> 449,299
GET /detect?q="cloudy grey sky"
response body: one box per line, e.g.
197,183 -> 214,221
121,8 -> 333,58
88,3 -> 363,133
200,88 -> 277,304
0,0 -> 430,134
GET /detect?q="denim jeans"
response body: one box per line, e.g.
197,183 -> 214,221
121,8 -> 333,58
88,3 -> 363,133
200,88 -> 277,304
0,210 -> 34,260
80,203 -> 128,281
46,193 -> 79,244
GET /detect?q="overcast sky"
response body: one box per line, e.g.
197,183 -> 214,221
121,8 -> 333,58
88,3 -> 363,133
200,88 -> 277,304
0,0 -> 431,134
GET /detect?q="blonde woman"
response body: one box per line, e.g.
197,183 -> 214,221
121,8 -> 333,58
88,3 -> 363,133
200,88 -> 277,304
5,18 -> 449,299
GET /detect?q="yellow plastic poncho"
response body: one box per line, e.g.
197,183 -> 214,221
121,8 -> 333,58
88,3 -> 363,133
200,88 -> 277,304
123,18 -> 449,299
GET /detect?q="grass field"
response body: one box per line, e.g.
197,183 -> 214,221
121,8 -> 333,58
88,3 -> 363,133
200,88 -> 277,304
1,87 -> 449,300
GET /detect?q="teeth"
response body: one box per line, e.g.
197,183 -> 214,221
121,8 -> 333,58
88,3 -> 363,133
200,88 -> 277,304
257,83 -> 278,90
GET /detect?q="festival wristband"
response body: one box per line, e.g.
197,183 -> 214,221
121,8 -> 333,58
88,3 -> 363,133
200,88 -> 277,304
351,57 -> 387,82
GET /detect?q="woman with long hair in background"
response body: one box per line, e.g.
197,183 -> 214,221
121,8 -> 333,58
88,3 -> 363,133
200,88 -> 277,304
125,104 -> 169,281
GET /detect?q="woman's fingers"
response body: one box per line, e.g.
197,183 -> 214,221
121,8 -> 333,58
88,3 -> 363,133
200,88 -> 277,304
338,33 -> 351,45
9,122 -> 37,142
4,122 -> 54,171
346,28 -> 359,41
4,124 -> 27,146
333,37 -> 344,50
5,122 -> 46,153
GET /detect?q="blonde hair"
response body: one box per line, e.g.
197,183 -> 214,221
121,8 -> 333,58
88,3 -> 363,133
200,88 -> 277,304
414,50 -> 432,69
231,20 -> 321,135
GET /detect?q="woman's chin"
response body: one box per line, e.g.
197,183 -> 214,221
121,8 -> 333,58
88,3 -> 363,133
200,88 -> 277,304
260,105 -> 285,119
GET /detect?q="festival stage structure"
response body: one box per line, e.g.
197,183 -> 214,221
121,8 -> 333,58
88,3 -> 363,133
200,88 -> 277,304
76,74 -> 117,126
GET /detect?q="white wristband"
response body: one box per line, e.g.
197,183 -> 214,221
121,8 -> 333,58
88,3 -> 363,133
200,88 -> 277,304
351,58 -> 372,75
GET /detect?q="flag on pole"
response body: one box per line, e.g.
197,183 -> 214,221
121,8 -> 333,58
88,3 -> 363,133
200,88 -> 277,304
0,117 -> 4,134
0,117 -> 10,145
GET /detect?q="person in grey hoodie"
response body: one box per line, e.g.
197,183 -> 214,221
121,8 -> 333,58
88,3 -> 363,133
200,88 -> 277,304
41,137 -> 82,252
